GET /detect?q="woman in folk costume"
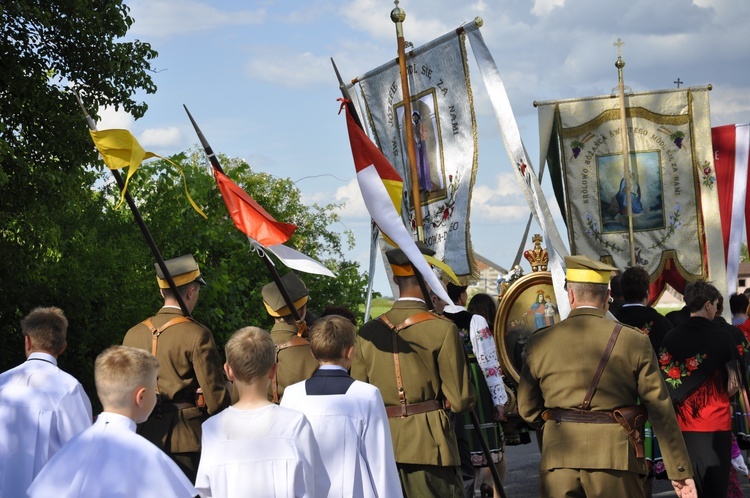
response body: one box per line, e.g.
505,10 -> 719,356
659,280 -> 741,497
444,286 -> 508,498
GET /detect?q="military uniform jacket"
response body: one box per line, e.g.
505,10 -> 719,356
351,299 -> 476,467
269,322 -> 319,402
123,307 -> 230,453
518,307 -> 692,479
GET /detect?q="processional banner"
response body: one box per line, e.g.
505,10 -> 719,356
353,29 -> 478,283
537,87 -> 726,294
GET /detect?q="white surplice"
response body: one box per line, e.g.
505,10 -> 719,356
27,412 -> 197,498
195,404 -> 329,498
281,375 -> 402,498
0,352 -> 92,497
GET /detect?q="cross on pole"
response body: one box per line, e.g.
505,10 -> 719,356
614,38 -> 624,58
674,78 -> 683,88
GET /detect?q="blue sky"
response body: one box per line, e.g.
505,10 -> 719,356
100,0 -> 750,296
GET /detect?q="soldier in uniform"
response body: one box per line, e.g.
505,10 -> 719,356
351,245 -> 476,498
517,255 -> 696,498
123,254 -> 230,482
261,271 -> 318,403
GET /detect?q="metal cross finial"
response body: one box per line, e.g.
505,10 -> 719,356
674,78 -> 683,88
614,38 -> 625,58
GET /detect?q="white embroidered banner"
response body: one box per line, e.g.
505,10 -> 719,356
537,87 -> 725,293
354,29 -> 477,283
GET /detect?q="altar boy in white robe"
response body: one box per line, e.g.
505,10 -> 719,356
0,306 -> 92,497
28,346 -> 197,498
281,315 -> 402,498
195,327 -> 328,498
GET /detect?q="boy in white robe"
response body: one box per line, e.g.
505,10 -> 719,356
0,306 -> 92,497
28,346 -> 197,498
195,326 -> 328,498
281,315 -> 402,498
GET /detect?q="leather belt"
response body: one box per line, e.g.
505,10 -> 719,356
386,399 -> 442,418
542,409 -> 617,424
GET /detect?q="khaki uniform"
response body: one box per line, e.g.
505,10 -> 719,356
352,299 -> 475,496
518,307 -> 692,495
123,307 -> 230,478
268,322 -> 319,402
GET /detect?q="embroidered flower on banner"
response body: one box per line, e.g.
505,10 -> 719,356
701,161 -> 716,189
570,140 -> 585,159
658,348 -> 708,389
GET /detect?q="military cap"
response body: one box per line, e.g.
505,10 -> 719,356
564,255 -> 618,285
155,254 -> 206,289
262,272 -> 309,317
386,241 -> 435,277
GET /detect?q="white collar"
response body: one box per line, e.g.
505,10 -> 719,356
27,352 -> 57,366
97,412 -> 137,432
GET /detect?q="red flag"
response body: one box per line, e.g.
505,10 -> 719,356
214,168 -> 296,247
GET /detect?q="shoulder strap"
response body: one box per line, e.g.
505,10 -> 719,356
271,336 -> 311,404
377,311 -> 438,332
582,323 -> 623,410
377,311 -> 440,417
141,316 -> 193,357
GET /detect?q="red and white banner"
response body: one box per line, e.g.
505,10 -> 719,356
714,123 -> 750,294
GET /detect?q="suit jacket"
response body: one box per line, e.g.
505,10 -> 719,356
268,322 -> 319,402
351,299 -> 476,467
123,307 -> 230,453
518,307 -> 692,480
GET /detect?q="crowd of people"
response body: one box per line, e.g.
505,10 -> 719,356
1,248 -> 749,497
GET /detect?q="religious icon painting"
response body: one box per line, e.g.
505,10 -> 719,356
597,151 -> 665,233
494,271 -> 558,384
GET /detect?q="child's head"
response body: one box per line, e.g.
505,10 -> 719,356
225,327 -> 276,384
309,315 -> 356,364
21,306 -> 68,356
95,346 -> 159,422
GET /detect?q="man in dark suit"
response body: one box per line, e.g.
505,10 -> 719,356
123,254 -> 230,481
518,255 -> 696,498
351,244 -> 475,498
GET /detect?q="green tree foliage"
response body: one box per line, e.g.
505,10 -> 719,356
0,0 -> 157,394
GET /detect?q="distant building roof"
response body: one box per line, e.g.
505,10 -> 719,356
474,253 -> 507,274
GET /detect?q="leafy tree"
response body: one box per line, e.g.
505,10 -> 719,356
0,0 -> 157,392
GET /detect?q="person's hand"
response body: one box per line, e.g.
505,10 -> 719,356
671,478 -> 697,498
493,405 -> 505,421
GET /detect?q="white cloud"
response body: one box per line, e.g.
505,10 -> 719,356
127,0 -> 265,38
334,179 -> 368,218
531,0 -> 565,17
245,50 -> 333,89
97,106 -> 134,130
470,172 -> 532,223
138,127 -> 183,148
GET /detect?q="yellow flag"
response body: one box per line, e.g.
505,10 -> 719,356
89,129 -> 206,218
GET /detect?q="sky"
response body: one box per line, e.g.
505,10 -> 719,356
100,0 -> 750,297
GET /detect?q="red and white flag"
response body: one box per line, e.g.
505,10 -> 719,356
714,123 -> 750,294
342,101 -> 453,305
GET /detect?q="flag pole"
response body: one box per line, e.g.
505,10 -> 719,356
391,1 -> 425,242
614,38 -> 637,267
183,105 -> 307,335
74,91 -> 192,318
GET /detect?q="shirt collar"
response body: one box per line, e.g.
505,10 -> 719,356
27,352 -> 57,366
318,365 -> 348,373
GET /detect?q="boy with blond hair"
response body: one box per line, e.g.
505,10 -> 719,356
195,327 -> 328,498
282,315 -> 402,497
28,346 -> 197,497
0,306 -> 92,497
